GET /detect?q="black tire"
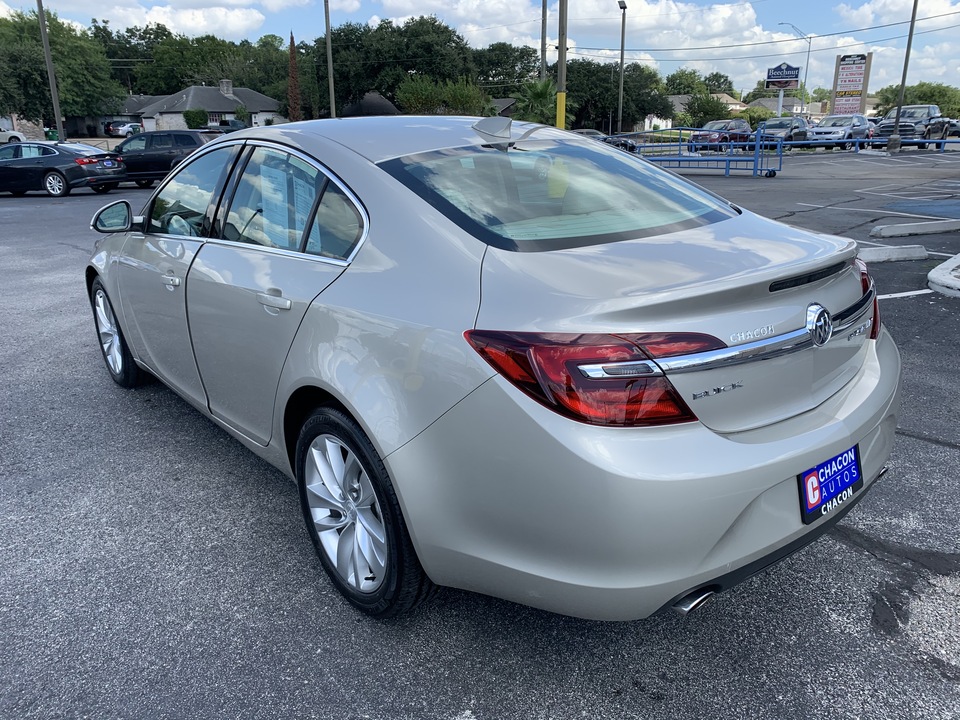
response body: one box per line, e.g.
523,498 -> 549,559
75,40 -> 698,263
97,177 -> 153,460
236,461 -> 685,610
135,179 -> 155,189
90,277 -> 144,388
296,406 -> 434,618
43,171 -> 70,197
92,183 -> 118,194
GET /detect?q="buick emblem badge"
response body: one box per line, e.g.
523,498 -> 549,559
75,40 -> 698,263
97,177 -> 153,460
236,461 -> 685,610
806,303 -> 833,347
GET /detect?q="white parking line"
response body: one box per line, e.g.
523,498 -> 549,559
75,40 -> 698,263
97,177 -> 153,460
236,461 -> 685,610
795,203 -> 954,220
878,289 -> 935,300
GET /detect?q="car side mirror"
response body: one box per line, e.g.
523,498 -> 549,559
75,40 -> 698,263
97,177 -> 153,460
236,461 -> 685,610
92,200 -> 133,233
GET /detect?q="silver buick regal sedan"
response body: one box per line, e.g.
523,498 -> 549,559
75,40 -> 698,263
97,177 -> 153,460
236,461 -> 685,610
86,116 -> 901,621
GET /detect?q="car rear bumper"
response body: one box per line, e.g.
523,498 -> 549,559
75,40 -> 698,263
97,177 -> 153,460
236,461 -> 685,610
385,327 -> 901,620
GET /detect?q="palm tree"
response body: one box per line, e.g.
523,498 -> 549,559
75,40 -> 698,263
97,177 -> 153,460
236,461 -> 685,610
511,79 -> 558,125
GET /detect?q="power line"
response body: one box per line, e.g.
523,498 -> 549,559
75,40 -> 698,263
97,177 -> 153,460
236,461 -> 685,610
574,10 -> 960,54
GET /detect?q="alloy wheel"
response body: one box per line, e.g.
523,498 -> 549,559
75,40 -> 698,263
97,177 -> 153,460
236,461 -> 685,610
304,434 -> 388,593
94,288 -> 123,375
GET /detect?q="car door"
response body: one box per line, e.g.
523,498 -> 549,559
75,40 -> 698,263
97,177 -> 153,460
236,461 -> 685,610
116,144 -> 240,407
0,144 -> 20,191
146,133 -> 177,175
186,144 -> 363,445
116,134 -> 148,176
12,144 -> 59,188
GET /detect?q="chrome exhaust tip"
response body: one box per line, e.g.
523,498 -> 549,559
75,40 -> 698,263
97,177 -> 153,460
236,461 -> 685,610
671,588 -> 716,615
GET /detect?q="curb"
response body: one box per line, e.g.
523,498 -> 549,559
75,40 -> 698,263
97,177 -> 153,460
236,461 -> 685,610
928,255 -> 960,298
857,245 -> 927,262
870,219 -> 960,238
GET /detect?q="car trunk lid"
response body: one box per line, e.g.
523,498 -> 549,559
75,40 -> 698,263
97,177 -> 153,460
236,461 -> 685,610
475,211 -> 872,433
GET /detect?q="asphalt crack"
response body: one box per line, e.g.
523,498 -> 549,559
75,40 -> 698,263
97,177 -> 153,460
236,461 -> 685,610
829,524 -> 960,636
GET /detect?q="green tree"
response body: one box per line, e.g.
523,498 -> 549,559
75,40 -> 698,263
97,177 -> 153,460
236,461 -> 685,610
473,42 -> 538,97
0,10 -> 124,122
512,78 -> 559,125
734,106 -> 774,128
704,72 -> 735,95
743,79 -> 776,104
811,87 -> 832,103
665,68 -> 707,95
684,93 -> 730,127
874,82 -> 960,117
396,77 -> 491,115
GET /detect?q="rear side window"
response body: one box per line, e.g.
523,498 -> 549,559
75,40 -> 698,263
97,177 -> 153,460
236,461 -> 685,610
304,184 -> 364,260
20,145 -> 55,158
222,146 -> 324,251
175,134 -> 200,148
380,140 -> 734,251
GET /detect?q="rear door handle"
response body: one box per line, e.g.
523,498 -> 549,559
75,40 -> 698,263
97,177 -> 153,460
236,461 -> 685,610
257,292 -> 292,310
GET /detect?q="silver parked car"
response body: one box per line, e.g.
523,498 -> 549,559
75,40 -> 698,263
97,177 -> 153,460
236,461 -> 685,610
86,117 -> 901,621
808,114 -> 872,149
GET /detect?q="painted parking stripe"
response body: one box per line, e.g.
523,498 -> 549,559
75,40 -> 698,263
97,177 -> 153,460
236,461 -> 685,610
794,203 -> 953,220
878,289 -> 935,300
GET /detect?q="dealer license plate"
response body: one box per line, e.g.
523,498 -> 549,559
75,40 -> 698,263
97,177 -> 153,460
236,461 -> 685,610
102,160 -> 114,167
798,445 -> 863,525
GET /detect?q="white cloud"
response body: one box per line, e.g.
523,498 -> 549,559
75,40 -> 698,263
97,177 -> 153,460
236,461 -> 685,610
0,1 -> 13,18
143,6 -> 266,38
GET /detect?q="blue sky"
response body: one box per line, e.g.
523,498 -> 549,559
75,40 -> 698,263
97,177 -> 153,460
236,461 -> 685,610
3,0 -> 958,97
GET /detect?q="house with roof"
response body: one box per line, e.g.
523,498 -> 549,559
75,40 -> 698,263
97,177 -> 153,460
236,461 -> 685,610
134,80 -> 284,131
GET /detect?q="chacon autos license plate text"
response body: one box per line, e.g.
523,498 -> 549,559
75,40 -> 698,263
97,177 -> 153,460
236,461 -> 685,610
798,445 -> 863,525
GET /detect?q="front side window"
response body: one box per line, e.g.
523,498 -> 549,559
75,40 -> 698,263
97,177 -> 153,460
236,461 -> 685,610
149,146 -> 236,236
120,136 -> 147,152
380,140 -> 734,251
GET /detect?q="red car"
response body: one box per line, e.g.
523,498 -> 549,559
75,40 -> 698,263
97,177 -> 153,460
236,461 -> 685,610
688,119 -> 753,152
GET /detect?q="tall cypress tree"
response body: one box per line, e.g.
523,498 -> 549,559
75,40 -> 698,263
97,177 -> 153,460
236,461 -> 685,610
287,32 -> 302,121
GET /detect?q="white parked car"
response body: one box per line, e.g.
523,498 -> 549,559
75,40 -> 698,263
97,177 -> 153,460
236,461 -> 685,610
1,129 -> 26,143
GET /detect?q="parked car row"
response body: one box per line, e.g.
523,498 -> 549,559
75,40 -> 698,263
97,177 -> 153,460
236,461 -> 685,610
1,129 -> 223,196
0,141 -> 125,196
683,108 -> 956,152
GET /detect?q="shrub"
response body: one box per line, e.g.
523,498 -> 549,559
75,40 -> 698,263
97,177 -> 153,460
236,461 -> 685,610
183,108 -> 209,129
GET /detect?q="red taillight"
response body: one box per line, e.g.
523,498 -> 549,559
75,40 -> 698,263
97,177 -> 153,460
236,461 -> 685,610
74,157 -> 98,165
854,258 -> 881,339
464,331 -> 725,427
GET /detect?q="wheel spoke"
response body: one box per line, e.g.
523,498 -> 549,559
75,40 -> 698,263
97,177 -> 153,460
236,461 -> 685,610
356,508 -> 387,571
336,522 -> 357,586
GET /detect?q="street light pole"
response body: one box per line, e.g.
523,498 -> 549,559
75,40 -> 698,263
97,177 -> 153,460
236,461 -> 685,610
617,0 -> 627,134
779,22 -> 811,115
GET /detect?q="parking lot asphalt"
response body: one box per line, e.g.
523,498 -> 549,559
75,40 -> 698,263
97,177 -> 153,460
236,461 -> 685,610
2,149 -> 959,720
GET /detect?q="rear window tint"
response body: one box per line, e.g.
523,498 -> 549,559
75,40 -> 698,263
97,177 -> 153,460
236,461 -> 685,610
380,140 -> 734,252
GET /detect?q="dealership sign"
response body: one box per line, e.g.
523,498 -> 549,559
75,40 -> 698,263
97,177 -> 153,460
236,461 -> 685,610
765,63 -> 801,90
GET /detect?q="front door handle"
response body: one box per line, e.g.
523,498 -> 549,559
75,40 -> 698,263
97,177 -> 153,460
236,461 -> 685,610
257,291 -> 292,311
161,274 -> 181,287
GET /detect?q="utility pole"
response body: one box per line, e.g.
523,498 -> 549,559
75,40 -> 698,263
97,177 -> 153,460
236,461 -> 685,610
540,0 -> 547,80
556,0 -> 567,128
36,0 -> 65,141
324,0 -> 336,118
617,1 -> 627,134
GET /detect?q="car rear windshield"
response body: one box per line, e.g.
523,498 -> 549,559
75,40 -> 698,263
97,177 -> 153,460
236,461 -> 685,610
379,140 -> 735,251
